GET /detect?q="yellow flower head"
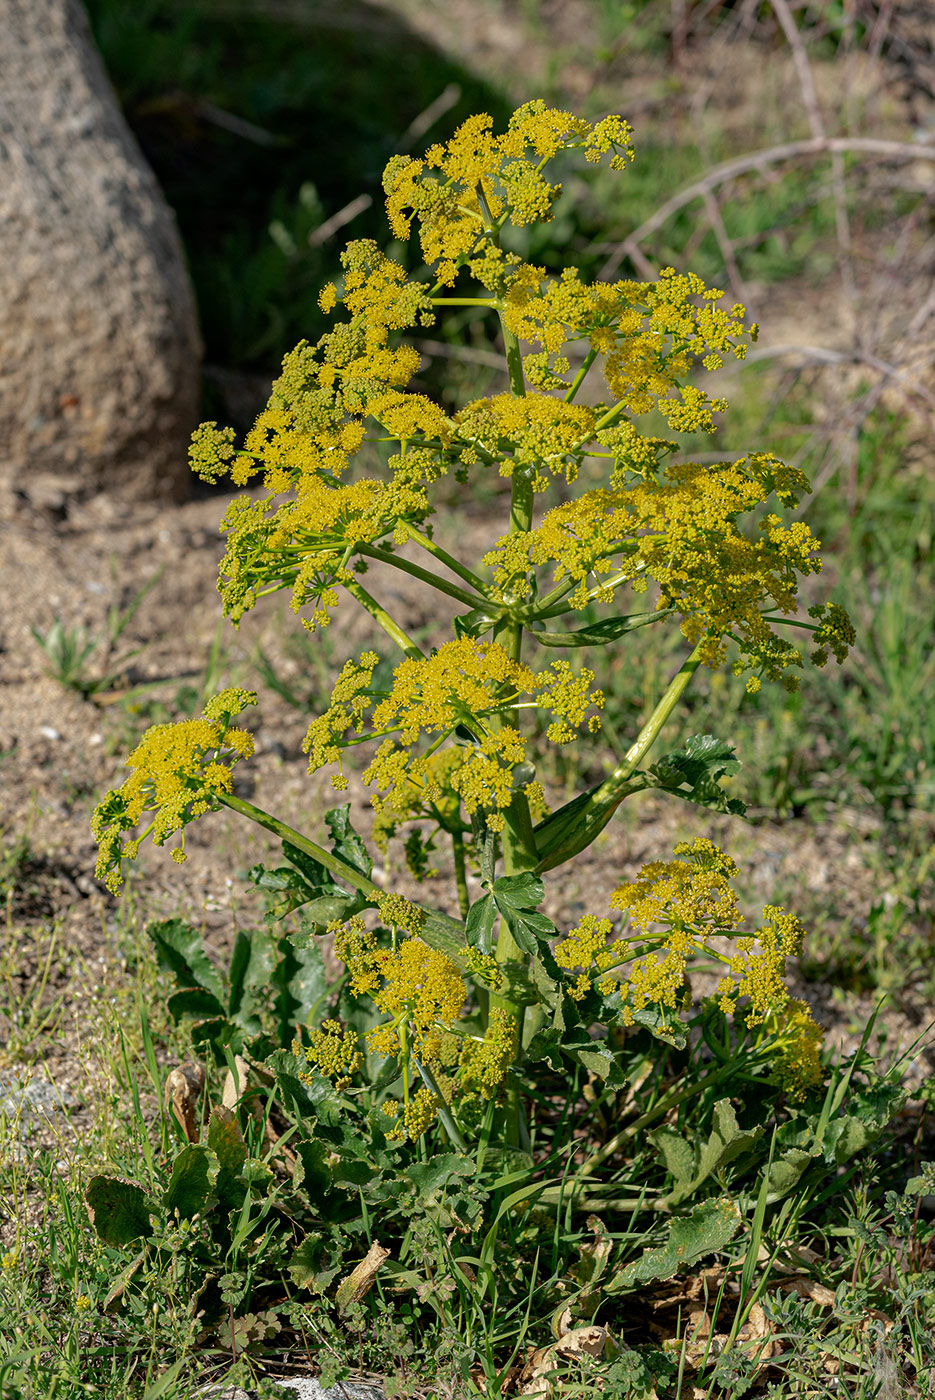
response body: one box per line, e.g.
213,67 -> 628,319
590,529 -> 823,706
91,689 -> 257,894
304,640 -> 602,830
294,1020 -> 362,1090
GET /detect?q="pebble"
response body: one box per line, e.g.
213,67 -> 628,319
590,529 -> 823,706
202,1380 -> 385,1400
0,1073 -> 76,1121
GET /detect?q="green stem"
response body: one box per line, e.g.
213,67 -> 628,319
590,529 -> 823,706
612,642 -> 703,779
451,827 -> 470,921
430,298 -> 498,307
401,523 -> 490,594
486,309 -> 539,1148
414,1058 -> 468,1153
563,348 -> 598,404
342,580 -> 424,660
533,643 -> 703,871
216,793 -> 465,960
356,544 -> 488,610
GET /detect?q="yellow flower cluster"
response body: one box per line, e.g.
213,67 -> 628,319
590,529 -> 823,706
553,915 -> 616,1000
381,1085 -> 440,1143
457,1009 -> 516,1099
371,747 -> 464,851
91,688 -> 256,893
717,904 -> 806,1025
332,916 -> 466,1065
484,452 -> 825,685
611,839 -> 740,931
328,911 -> 514,1133
304,640 -> 602,829
768,999 -> 825,1099
463,948 -> 504,991
377,891 -> 425,936
384,101 -> 633,285
549,841 -> 818,1054
454,392 -> 596,487
500,264 -> 752,431
214,474 -> 434,628
294,1020 -> 362,1090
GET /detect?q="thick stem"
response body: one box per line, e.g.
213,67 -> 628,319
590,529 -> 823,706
355,544 -> 487,611
217,793 -> 465,960
342,580 -> 424,660
451,827 -> 470,921
486,312 -> 540,1147
533,643 -> 703,871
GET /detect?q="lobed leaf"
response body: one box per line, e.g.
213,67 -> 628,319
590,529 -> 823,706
606,1197 -> 742,1293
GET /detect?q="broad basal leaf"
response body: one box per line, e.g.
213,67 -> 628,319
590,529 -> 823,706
657,1099 -> 762,1206
86,1176 -> 154,1245
163,1144 -> 219,1220
607,1198 -> 741,1293
147,919 -> 225,1003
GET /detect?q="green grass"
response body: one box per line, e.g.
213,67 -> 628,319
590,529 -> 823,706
2,877 -> 935,1398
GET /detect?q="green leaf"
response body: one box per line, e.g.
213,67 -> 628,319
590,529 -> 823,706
650,1127 -> 695,1190
765,1147 -> 814,1202
163,1144 -> 218,1220
523,1025 -> 565,1071
288,1233 -> 324,1289
324,805 -> 373,879
86,1176 -> 154,1245
606,1198 -> 742,1293
559,1029 -> 626,1088
453,608 -> 499,640
491,874 -> 556,956
492,873 -> 545,910
228,927 -> 276,1030
267,1050 -> 344,1127
405,1155 -> 472,1199
630,1003 -> 687,1050
147,919 -> 225,1003
271,936 -> 330,1049
465,894 -> 496,953
293,1138 -> 333,1198
535,612 -> 669,647
207,1108 -> 247,1210
657,1100 -> 762,1207
166,987 -> 227,1024
645,734 -> 746,817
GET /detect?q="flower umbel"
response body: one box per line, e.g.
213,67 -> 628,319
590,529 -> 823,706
91,688 -> 257,893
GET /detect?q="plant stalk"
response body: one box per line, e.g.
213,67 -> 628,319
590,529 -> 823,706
534,643 -> 703,870
217,793 -> 465,960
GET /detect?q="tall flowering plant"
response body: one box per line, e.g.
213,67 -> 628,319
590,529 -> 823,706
93,102 -> 852,1155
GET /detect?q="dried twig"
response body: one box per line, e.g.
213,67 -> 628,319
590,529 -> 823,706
598,136 -> 935,280
307,193 -> 372,249
769,0 -> 859,337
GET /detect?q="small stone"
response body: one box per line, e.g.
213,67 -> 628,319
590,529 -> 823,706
39,725 -> 61,741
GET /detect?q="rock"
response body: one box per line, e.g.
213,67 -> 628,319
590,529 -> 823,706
201,1379 -> 386,1400
0,1072 -> 76,1120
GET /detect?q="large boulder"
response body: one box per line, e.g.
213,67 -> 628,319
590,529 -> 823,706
0,0 -> 202,505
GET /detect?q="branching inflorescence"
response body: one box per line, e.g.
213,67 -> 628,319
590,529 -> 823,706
94,101 -> 853,1146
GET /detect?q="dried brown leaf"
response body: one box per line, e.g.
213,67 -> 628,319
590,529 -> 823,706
335,1241 -> 391,1316
165,1062 -> 205,1143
